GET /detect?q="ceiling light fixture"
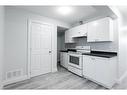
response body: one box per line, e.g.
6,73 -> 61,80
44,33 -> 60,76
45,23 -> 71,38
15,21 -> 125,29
57,6 -> 73,15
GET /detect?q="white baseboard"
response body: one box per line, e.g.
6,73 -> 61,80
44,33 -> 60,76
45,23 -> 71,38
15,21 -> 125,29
52,68 -> 58,72
117,71 -> 127,84
3,75 -> 28,86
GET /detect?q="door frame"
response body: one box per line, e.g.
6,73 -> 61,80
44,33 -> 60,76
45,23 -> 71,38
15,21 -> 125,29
27,19 -> 54,78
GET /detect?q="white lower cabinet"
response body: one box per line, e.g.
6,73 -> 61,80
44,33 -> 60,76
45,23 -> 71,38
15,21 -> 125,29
83,55 -> 117,88
60,52 -> 68,69
71,24 -> 87,37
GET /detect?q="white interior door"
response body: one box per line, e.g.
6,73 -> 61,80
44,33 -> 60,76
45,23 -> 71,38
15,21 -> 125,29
30,21 -> 52,77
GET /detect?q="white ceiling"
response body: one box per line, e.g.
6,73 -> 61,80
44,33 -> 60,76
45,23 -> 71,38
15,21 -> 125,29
15,6 -> 115,25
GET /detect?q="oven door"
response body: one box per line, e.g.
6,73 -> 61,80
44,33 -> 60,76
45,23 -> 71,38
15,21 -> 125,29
68,53 -> 82,69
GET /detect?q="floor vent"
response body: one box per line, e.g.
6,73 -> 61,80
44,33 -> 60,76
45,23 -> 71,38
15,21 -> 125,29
6,69 -> 23,80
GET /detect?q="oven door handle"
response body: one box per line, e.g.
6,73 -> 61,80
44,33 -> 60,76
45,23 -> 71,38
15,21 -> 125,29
68,54 -> 82,57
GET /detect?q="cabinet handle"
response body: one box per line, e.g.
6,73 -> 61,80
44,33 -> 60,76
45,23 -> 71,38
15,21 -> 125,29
49,51 -> 52,53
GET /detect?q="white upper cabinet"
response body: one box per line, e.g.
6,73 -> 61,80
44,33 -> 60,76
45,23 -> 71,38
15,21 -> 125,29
87,17 -> 114,42
65,30 -> 75,43
71,24 -> 87,37
65,23 -> 87,43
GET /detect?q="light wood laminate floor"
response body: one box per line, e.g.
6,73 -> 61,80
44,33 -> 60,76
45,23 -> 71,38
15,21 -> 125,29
4,66 -> 127,90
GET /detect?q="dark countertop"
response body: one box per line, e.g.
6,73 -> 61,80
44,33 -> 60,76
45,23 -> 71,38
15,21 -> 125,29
60,50 -> 68,52
83,51 -> 117,58
60,49 -> 77,53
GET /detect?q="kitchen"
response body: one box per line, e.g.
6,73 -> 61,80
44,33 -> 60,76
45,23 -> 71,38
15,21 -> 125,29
1,6 -> 127,89
58,16 -> 118,88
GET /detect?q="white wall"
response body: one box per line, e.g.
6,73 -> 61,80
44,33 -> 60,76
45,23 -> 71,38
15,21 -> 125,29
0,6 -> 4,88
109,6 -> 127,82
4,6 -> 71,83
118,29 -> 127,79
116,7 -> 127,80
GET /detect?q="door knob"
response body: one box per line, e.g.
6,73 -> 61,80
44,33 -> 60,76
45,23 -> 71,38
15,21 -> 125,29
49,51 -> 52,53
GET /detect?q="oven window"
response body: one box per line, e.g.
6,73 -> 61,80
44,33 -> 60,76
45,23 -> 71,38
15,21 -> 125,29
69,56 -> 79,65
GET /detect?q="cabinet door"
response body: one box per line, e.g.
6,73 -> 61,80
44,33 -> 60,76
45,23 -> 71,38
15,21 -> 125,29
72,24 -> 87,37
87,21 -> 98,42
60,52 -> 68,68
78,24 -> 87,36
87,17 -> 113,42
65,30 -> 75,43
83,55 -> 96,79
83,55 -> 116,88
94,57 -> 109,82
95,57 -> 116,87
65,30 -> 69,43
68,30 -> 75,43
71,27 -> 78,37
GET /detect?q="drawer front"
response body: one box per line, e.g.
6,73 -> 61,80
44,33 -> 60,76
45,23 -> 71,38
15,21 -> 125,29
68,66 -> 82,76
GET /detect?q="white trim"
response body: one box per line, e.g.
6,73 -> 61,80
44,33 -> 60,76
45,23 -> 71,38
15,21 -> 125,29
51,25 -> 57,72
27,19 -> 31,79
116,71 -> 127,84
3,75 -> 28,86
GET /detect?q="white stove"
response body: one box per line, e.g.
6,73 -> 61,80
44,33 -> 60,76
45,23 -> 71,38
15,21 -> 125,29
68,46 -> 90,76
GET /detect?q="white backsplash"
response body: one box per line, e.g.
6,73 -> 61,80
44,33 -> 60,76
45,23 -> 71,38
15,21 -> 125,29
65,37 -> 118,52
76,37 -> 118,52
